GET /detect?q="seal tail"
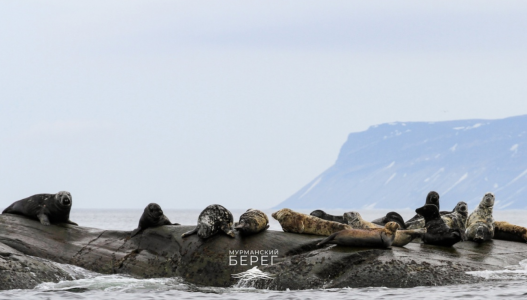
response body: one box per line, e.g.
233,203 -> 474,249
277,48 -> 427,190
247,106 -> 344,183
234,222 -> 246,230
317,232 -> 338,247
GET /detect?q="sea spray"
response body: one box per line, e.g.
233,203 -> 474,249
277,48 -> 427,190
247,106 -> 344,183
466,259 -> 527,280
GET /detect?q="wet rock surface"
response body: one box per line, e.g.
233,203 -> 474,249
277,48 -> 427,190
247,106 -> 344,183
0,214 -> 526,290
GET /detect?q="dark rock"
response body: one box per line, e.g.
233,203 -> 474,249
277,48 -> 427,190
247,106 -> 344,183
1,214 -> 526,290
0,242 -> 73,290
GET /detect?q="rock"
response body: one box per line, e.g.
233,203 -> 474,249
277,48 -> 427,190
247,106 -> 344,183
1,214 -> 526,290
0,242 -> 73,290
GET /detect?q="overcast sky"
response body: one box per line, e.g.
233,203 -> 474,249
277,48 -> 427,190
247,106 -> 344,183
1,1 -> 527,209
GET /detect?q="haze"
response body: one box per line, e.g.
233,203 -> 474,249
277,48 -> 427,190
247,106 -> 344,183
1,1 -> 527,209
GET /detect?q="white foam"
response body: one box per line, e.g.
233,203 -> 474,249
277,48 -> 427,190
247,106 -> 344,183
467,260 -> 527,280
232,266 -> 275,288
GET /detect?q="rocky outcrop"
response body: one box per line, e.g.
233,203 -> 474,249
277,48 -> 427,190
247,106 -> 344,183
0,242 -> 73,290
0,214 -> 526,290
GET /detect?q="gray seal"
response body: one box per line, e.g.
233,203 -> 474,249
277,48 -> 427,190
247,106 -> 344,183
2,191 -> 77,226
130,203 -> 179,237
182,204 -> 235,238
234,209 -> 269,235
466,192 -> 495,243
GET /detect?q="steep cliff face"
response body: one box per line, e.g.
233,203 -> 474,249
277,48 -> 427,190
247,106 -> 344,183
277,115 -> 527,210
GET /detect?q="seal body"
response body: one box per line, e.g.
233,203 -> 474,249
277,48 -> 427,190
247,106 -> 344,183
234,209 -> 269,235
309,210 -> 347,224
343,211 -> 423,247
2,191 -> 77,226
272,208 -> 351,236
416,204 -> 464,246
182,204 -> 235,239
493,221 -> 527,243
441,201 -> 468,232
317,222 -> 399,248
466,193 -> 495,243
405,191 -> 440,228
130,203 -> 179,237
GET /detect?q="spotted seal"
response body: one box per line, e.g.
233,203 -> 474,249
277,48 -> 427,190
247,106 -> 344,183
130,203 -> 179,237
466,193 -> 495,243
2,191 -> 77,226
182,204 -> 235,238
493,221 -> 527,243
309,210 -> 347,224
317,222 -> 399,249
234,209 -> 269,235
343,211 -> 425,247
272,208 -> 351,236
416,204 -> 465,246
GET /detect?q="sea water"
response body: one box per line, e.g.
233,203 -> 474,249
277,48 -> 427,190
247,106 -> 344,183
1,209 -> 526,300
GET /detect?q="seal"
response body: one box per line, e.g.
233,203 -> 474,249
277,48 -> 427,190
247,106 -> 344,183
234,209 -> 269,235
416,204 -> 465,246
272,208 -> 351,236
309,210 -> 347,224
371,211 -> 407,229
316,222 -> 399,248
343,211 -> 425,247
466,192 -> 495,243
182,204 -> 235,239
405,191 -> 440,228
130,203 -> 179,237
441,201 -> 468,232
2,191 -> 77,226
406,201 -> 468,230
493,221 -> 527,243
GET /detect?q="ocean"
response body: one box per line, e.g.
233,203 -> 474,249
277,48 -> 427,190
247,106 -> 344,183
1,209 -> 526,300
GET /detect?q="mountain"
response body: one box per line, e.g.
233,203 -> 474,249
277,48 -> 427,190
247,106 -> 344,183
276,115 -> 527,210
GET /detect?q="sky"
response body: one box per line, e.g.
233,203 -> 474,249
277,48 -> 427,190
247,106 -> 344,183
1,1 -> 527,209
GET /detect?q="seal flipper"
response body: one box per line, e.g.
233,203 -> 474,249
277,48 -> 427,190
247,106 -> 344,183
182,227 -> 198,238
172,223 -> 180,225
317,232 -> 338,247
65,220 -> 78,226
130,227 -> 142,237
37,213 -> 50,226
221,223 -> 235,238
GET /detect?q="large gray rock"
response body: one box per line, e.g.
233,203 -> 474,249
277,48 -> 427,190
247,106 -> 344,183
0,242 -> 73,290
0,214 -> 526,290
